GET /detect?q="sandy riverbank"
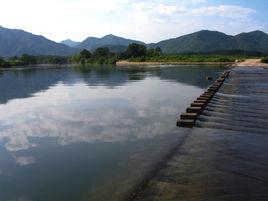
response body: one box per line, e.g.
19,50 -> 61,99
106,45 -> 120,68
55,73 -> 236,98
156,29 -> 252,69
116,59 -> 268,68
232,59 -> 268,68
116,60 -> 233,66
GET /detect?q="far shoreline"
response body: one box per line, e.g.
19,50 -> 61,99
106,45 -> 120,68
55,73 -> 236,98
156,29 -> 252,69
116,60 -> 234,66
1,59 -> 267,70
117,59 -> 268,68
231,59 -> 268,68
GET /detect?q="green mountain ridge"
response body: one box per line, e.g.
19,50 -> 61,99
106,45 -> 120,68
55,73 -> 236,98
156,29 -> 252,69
77,34 -> 145,51
0,26 -> 79,57
0,25 -> 268,57
235,30 -> 268,53
149,30 -> 268,54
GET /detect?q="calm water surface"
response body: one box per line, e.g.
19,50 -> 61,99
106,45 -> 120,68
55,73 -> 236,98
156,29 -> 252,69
0,65 -> 225,201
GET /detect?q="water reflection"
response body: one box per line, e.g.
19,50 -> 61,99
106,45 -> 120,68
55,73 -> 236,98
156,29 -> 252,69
0,80 -> 197,152
0,65 -> 223,103
0,65 -> 225,201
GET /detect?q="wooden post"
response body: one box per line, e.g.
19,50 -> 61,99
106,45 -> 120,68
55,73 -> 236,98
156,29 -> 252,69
176,69 -> 230,127
177,119 -> 195,127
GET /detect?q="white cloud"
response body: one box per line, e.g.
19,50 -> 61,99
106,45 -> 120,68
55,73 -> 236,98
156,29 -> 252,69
0,0 -> 261,43
191,0 -> 207,3
116,2 -> 259,42
187,5 -> 256,18
14,156 -> 35,166
0,79 -> 201,152
157,4 -> 181,15
131,2 -> 186,16
204,17 -> 266,36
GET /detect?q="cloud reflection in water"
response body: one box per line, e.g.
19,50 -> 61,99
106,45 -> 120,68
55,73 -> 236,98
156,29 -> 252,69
0,78 -> 201,152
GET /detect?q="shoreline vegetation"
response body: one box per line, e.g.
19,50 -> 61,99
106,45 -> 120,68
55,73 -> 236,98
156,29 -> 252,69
261,57 -> 268,64
0,43 -> 267,69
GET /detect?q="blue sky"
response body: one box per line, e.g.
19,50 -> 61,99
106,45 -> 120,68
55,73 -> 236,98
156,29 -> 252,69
0,0 -> 267,43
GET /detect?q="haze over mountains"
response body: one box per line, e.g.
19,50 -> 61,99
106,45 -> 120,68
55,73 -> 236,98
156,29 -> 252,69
0,25 -> 268,57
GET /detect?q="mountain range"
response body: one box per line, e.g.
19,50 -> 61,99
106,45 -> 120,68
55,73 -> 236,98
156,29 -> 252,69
0,25 -> 268,57
76,34 -> 145,52
148,30 -> 268,54
0,26 -> 78,57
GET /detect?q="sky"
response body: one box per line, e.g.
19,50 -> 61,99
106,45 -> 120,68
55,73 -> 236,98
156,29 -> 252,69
0,0 -> 267,43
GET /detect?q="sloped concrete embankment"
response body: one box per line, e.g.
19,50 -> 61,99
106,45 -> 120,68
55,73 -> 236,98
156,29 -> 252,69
131,67 -> 268,201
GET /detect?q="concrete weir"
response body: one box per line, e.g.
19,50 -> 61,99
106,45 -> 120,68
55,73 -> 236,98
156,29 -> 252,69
177,70 -> 230,127
130,67 -> 268,201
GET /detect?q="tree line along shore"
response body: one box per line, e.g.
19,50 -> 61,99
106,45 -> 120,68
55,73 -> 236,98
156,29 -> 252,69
1,43 -> 268,68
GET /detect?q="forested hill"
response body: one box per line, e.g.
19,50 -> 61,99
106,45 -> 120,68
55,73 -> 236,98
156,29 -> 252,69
77,34 -> 145,51
148,30 -> 268,54
1,25 -> 268,57
0,26 -> 78,57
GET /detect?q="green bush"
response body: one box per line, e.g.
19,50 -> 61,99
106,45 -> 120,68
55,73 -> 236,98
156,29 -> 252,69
218,57 -> 232,62
261,57 -> 268,63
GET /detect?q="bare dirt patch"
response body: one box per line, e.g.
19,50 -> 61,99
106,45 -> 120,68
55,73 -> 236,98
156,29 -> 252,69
233,59 -> 268,68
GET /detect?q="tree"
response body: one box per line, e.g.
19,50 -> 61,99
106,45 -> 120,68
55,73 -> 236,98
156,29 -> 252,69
20,54 -> 37,65
127,43 -> 147,58
146,47 -> 162,57
155,47 -> 162,55
79,49 -> 91,59
93,47 -> 110,58
146,48 -> 155,57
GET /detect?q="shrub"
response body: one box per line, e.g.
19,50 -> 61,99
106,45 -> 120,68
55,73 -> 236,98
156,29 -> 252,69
218,57 -> 233,62
261,57 -> 268,63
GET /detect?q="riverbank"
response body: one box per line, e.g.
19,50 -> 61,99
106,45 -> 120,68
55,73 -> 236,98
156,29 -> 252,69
116,60 -> 234,66
117,58 -> 268,68
232,59 -> 268,68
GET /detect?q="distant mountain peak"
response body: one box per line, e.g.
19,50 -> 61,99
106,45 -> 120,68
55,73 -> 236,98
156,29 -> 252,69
197,30 -> 217,33
77,34 -> 144,51
101,34 -> 119,40
248,30 -> 267,35
251,30 -> 263,33
61,39 -> 74,42
194,29 -> 230,36
60,39 -> 80,47
101,34 -> 130,41
103,34 -> 116,38
0,26 -> 78,57
149,29 -> 268,54
1,25 -> 268,56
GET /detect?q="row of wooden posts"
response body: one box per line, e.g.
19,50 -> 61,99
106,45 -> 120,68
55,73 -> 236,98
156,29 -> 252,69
177,70 -> 231,128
